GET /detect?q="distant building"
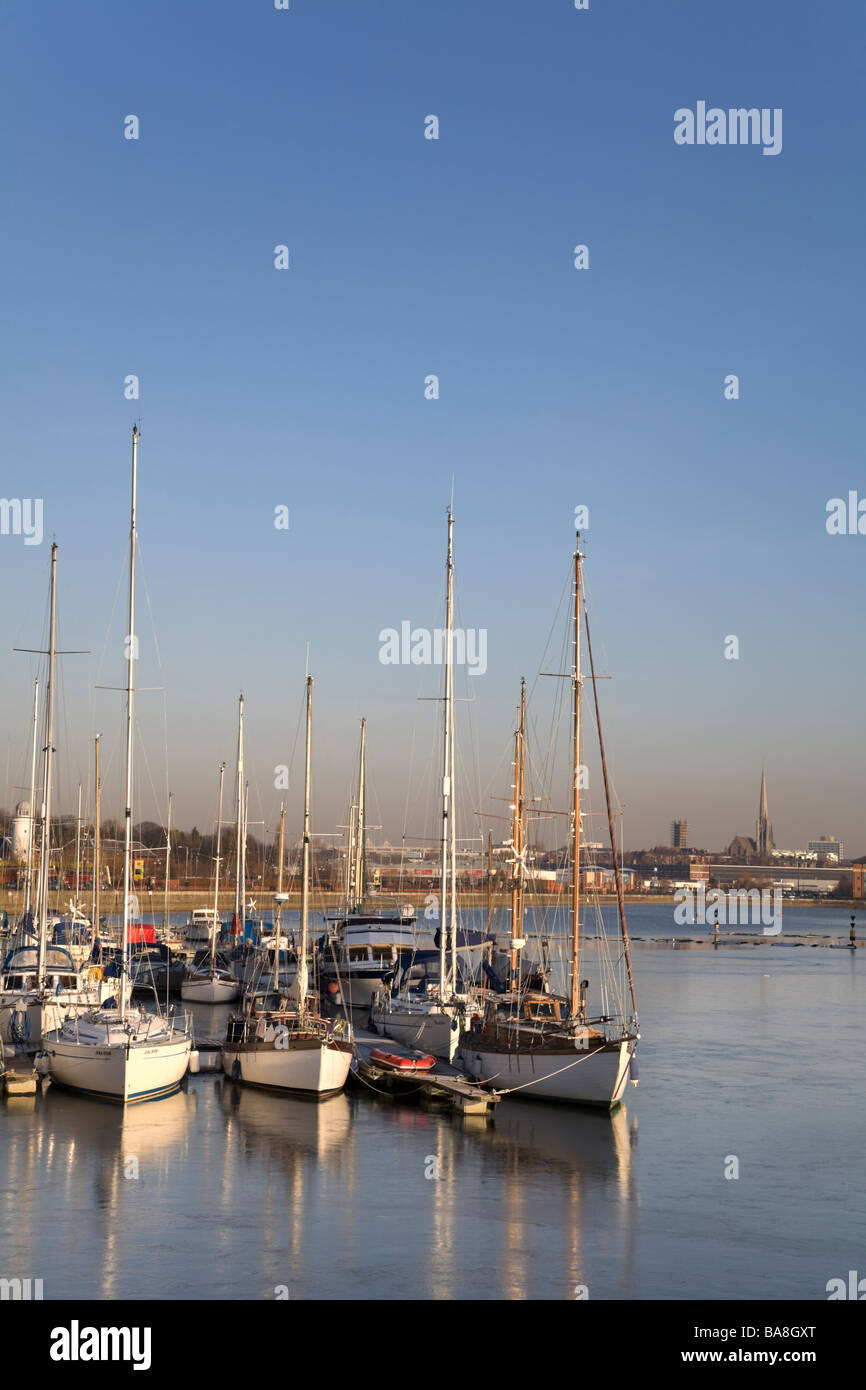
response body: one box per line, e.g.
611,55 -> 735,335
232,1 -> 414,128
808,836 -> 843,860
727,834 -> 755,860
728,768 -> 775,859
671,819 -> 689,849
756,769 -> 774,856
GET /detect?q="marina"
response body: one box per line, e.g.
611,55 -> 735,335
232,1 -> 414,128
1,921 -> 861,1300
0,0 -> 861,1341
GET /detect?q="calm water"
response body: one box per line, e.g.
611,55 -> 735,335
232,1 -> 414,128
2,906 -> 863,1299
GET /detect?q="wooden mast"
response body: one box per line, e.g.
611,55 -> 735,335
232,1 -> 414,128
570,540 -> 583,1019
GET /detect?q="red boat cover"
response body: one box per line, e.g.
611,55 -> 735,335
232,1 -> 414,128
369,1048 -> 436,1073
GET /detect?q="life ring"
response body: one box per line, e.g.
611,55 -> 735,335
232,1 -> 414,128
88,965 -> 103,982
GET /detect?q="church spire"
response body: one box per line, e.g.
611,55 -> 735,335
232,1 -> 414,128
756,768 -> 773,856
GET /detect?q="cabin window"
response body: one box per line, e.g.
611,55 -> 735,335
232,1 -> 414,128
525,1001 -> 557,1020
348,947 -> 368,962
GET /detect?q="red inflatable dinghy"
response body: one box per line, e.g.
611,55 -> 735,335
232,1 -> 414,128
369,1048 -> 436,1073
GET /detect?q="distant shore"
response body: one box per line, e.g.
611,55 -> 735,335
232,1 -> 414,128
1,889 -> 861,918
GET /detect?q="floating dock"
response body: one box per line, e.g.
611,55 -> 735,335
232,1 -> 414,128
352,1032 -> 500,1116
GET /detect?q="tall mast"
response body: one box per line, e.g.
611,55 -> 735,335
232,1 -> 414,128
570,540 -> 583,1018
120,426 -> 140,1021
440,509 -> 455,993
211,765 -> 225,971
510,678 -> 526,983
234,694 -> 244,926
485,831 -> 493,936
163,792 -> 172,932
242,782 -> 248,932
23,677 -> 38,922
345,800 -> 356,906
35,543 -> 58,987
74,783 -> 82,906
92,735 -> 101,933
298,675 -> 313,1012
448,533 -> 457,989
274,801 -> 284,992
354,719 -> 366,909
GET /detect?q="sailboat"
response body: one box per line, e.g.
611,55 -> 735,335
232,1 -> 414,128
181,762 -> 239,1003
318,719 -> 418,1009
369,509 -> 480,1060
43,426 -> 192,1103
461,535 -> 640,1107
1,546 -> 124,1049
221,674 -> 353,1099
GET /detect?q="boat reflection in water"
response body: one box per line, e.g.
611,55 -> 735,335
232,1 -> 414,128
3,1084 -> 198,1299
472,1098 -> 638,1300
219,1081 -> 352,1164
1,1069 -> 636,1300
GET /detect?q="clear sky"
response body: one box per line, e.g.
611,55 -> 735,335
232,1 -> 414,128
0,0 -> 863,858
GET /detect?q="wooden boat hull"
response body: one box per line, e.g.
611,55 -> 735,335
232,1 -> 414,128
461,1038 -> 633,1108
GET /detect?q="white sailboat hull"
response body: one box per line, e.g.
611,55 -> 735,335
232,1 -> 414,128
461,1039 -> 633,1108
222,1038 -> 352,1099
180,975 -> 240,1004
370,1002 -> 461,1061
43,1031 -> 192,1104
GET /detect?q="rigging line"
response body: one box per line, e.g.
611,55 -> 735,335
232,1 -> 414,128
133,537 -> 172,814
94,549 -> 128,690
583,589 -> 637,1020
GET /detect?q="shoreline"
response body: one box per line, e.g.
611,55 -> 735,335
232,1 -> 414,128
1,890 -> 861,917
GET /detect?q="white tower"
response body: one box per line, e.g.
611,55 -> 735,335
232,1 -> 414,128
12,800 -> 31,862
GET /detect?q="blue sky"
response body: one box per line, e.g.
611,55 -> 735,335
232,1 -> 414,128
0,0 -> 863,857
